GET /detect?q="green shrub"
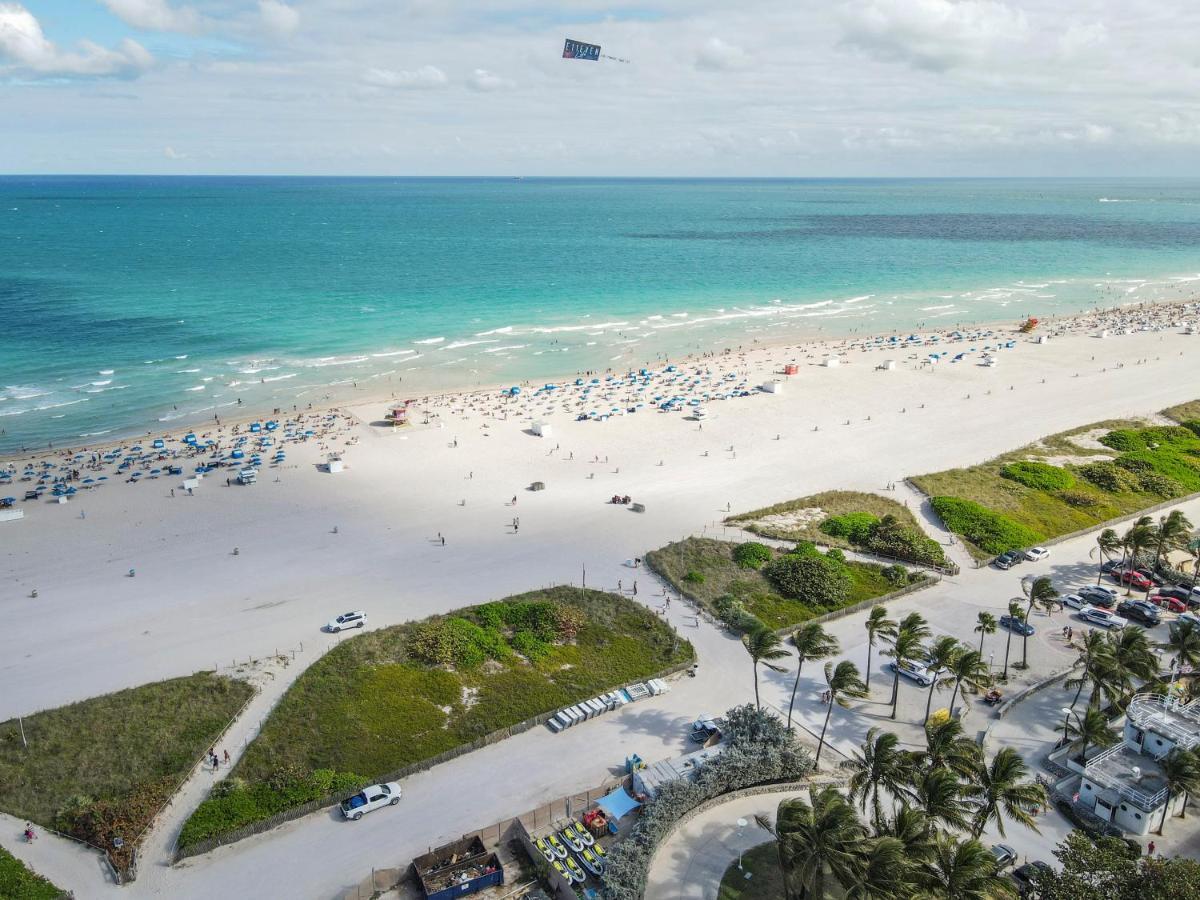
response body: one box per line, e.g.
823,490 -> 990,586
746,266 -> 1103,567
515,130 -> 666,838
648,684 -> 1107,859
510,630 -> 551,661
1138,473 -> 1183,497
1000,460 -> 1075,491
790,541 -> 823,559
1099,429 -> 1145,452
1120,450 -> 1200,492
683,570 -> 705,585
1114,456 -> 1154,474
825,548 -> 847,564
1077,461 -> 1138,493
820,512 -> 879,544
732,542 -> 773,570
930,496 -> 1041,554
881,565 -> 909,586
864,516 -> 948,567
1056,490 -> 1100,508
763,553 -> 851,607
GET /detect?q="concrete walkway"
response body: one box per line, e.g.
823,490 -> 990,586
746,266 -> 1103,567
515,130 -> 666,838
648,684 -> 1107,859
645,789 -> 806,900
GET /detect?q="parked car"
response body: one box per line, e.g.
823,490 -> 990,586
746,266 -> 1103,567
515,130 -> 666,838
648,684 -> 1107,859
1079,606 -> 1127,629
1010,861 -> 1052,896
1000,614 -> 1035,636
1099,559 -> 1124,574
1149,592 -> 1189,614
339,782 -> 401,820
1178,612 -> 1200,629
994,550 -> 1024,570
1155,586 -> 1195,605
1134,567 -> 1166,587
326,610 -> 367,633
1025,547 -> 1050,562
1113,570 -> 1153,592
1078,585 -> 1118,607
990,843 -> 1018,872
889,659 -> 939,687
1117,600 -> 1161,626
1061,593 -> 1087,611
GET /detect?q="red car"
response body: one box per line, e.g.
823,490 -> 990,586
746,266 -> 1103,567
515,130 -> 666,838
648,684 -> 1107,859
1150,592 -> 1188,614
1113,570 -> 1153,591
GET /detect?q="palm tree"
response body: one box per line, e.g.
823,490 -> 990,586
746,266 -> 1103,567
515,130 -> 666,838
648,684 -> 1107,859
919,836 -> 1017,899
817,660 -> 867,765
1091,528 -> 1121,585
945,647 -> 991,717
786,622 -> 839,731
863,607 -> 897,692
1156,748 -> 1200,835
973,611 -> 996,656
848,728 -> 915,828
918,717 -> 982,780
966,747 -> 1044,838
913,767 -> 973,834
1001,599 -> 1022,681
1153,510 -> 1194,568
1020,575 -> 1058,670
742,626 -> 791,711
1101,627 -> 1161,710
776,787 -> 867,900
1161,618 -> 1200,672
1121,519 -> 1156,595
884,627 -> 927,721
922,636 -> 962,725
875,804 -> 936,864
845,836 -> 912,900
1065,706 -> 1119,764
898,611 -> 932,640
1066,629 -> 1111,709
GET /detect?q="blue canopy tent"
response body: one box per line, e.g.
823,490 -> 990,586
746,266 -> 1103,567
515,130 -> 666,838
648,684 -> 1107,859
595,787 -> 641,821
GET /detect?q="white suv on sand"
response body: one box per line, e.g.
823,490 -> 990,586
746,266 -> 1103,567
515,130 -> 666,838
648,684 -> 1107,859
326,611 -> 366,633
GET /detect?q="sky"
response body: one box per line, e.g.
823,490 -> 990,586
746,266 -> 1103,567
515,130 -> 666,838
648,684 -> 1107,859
2,0 -> 1200,175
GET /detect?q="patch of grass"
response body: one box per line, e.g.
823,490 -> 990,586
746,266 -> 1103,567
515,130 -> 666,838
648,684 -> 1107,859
0,846 -> 64,900
645,537 -> 922,632
180,588 -> 691,849
912,406 -> 1200,560
717,841 -> 785,900
728,490 -> 922,549
1162,400 -> 1200,424
0,673 -> 252,876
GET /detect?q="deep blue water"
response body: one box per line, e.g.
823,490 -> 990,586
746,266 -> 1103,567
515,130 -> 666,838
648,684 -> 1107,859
2,176 -> 1200,451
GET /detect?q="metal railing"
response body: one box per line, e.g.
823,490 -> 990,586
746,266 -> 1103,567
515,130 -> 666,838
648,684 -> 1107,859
1082,743 -> 1169,811
1127,692 -> 1200,751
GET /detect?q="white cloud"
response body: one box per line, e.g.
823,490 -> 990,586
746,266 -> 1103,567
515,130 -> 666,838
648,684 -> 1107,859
163,145 -> 187,159
259,0 -> 299,38
695,37 -> 750,71
363,65 -> 447,89
466,68 -> 513,92
0,2 -> 153,77
101,0 -> 203,34
840,0 -> 1029,71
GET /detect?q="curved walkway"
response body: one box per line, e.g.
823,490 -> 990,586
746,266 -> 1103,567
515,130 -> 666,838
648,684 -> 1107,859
644,787 -> 807,900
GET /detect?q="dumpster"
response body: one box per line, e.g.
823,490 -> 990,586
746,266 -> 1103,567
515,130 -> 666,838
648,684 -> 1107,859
413,836 -> 503,900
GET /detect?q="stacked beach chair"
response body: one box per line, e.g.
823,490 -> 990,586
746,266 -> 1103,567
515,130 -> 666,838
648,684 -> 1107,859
546,679 -> 671,733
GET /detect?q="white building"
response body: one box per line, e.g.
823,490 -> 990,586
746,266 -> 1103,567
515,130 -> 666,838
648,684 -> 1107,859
1077,693 -> 1200,835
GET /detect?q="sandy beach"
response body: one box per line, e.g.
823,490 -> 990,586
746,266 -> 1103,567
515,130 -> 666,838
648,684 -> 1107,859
1,301 -> 1197,720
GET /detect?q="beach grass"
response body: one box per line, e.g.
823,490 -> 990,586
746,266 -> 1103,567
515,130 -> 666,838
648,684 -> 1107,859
1163,400 -> 1200,424
644,537 -> 920,631
911,405 -> 1200,560
178,587 -> 691,850
727,490 -> 922,548
0,846 -> 65,900
0,673 -> 253,875
717,841 -> 783,900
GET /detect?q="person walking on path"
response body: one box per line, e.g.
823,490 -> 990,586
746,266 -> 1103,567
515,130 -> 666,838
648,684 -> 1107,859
632,581 -> 638,596
441,535 -> 446,546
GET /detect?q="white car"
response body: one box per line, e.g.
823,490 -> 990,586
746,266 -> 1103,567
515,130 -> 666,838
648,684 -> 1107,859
339,782 -> 401,820
1062,593 -> 1087,610
1178,612 -> 1200,629
1025,547 -> 1050,562
327,610 -> 366,633
1079,606 -> 1127,629
889,659 -> 938,687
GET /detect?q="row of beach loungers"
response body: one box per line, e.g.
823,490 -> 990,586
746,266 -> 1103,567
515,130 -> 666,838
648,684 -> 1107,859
546,679 -> 671,733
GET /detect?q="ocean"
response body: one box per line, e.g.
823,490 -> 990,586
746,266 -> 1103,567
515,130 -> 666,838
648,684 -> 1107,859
3,176 -> 1200,452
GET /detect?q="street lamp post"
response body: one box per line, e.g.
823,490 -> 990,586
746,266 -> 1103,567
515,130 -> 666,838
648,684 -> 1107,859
1060,706 -> 1082,752
736,817 -> 748,870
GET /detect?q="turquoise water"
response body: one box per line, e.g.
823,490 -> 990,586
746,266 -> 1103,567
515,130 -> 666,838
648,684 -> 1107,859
3,176 -> 1200,452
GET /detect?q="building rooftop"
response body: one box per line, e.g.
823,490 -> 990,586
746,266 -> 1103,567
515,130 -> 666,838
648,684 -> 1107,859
1084,743 -> 1169,812
1127,693 -> 1200,752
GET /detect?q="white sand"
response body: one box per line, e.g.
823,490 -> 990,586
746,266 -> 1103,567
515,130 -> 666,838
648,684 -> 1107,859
1,307 -> 1196,720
